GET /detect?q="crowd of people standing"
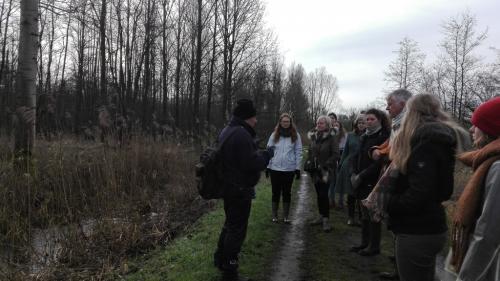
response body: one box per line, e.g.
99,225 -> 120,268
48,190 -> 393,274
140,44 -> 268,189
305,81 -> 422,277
212,92 -> 500,281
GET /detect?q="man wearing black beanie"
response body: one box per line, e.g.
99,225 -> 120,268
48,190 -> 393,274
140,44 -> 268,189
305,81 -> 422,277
214,99 -> 274,281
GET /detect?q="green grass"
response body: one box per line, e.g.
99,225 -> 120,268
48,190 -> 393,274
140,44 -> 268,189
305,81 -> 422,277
123,179 -> 284,281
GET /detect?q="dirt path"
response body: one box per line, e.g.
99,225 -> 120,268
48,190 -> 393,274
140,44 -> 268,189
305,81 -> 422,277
269,173 -> 395,281
269,172 -> 315,281
268,172 -> 452,281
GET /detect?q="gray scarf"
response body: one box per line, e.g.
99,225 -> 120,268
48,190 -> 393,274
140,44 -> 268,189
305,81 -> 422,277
392,110 -> 405,132
365,124 -> 382,136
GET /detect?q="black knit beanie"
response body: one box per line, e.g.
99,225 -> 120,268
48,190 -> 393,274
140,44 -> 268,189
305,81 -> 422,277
233,99 -> 257,120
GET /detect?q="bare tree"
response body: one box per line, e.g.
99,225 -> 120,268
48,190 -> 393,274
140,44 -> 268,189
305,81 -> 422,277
439,11 -> 487,122
306,66 -> 340,123
283,63 -> 309,126
385,37 -> 425,92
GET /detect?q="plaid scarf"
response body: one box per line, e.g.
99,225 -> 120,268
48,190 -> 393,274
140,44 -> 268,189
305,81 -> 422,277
450,138 -> 500,272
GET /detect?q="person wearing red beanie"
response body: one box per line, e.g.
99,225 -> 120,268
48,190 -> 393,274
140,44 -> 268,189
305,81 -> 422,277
471,96 -> 500,138
449,96 -> 500,281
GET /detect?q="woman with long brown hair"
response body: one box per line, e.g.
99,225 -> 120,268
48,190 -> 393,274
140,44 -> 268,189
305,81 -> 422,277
266,113 -> 303,223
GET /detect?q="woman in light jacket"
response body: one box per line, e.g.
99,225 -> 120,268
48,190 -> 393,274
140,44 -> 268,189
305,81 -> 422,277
451,96 -> 500,281
266,113 -> 303,223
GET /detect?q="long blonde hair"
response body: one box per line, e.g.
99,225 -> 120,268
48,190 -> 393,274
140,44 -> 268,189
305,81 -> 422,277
390,94 -> 461,173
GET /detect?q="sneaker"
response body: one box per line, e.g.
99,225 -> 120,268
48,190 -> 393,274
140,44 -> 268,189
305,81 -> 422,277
283,218 -> 291,224
271,217 -> 279,223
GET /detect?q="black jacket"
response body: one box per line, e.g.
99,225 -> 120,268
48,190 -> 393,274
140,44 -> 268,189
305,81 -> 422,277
354,128 -> 390,199
387,122 -> 456,234
219,117 -> 271,199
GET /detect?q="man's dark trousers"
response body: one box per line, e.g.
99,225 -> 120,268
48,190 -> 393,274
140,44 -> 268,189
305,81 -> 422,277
215,193 -> 252,272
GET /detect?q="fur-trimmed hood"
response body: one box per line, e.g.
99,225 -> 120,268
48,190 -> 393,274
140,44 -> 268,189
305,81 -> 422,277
307,128 -> 337,142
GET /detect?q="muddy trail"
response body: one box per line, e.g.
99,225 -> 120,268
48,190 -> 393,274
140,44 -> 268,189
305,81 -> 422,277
269,173 -> 395,281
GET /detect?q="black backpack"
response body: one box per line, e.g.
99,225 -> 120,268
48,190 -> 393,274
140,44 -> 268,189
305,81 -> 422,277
195,127 -> 239,199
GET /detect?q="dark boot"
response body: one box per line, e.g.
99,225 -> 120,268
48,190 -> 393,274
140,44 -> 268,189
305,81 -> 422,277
350,219 -> 369,252
272,202 -> 279,222
359,221 -> 381,256
283,202 -> 291,224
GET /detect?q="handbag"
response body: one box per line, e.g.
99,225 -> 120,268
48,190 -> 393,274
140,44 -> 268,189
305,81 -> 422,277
304,158 -> 318,173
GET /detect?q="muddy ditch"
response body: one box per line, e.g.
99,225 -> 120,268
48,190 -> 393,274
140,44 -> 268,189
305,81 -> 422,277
0,197 -> 214,281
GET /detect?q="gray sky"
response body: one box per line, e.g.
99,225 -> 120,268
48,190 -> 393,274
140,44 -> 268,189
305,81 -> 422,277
264,0 -> 500,110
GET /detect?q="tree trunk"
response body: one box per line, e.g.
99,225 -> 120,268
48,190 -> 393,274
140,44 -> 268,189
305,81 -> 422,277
206,0 -> 217,127
193,0 -> 203,136
14,0 -> 39,162
100,0 -> 107,106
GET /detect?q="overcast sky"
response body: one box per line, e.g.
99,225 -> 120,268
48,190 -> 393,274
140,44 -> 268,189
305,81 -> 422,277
264,0 -> 500,110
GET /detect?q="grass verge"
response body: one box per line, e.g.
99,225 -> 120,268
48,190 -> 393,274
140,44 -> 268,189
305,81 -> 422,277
123,179 -> 284,281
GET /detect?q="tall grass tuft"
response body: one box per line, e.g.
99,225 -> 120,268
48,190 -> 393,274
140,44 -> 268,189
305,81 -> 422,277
0,137 -> 202,280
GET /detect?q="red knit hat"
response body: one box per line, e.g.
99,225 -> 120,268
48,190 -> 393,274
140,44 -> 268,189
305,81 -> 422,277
471,96 -> 500,137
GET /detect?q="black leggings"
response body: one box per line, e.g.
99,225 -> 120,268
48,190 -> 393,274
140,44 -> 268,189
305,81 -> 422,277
270,170 -> 295,203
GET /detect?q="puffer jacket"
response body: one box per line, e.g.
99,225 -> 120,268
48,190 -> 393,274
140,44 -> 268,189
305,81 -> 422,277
306,129 -> 340,184
354,128 -> 390,199
266,132 -> 303,172
387,122 -> 456,234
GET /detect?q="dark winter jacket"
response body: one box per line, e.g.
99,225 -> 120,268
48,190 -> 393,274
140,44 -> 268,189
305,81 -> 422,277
354,128 -> 390,199
219,117 -> 272,199
387,122 -> 457,235
306,130 -> 340,184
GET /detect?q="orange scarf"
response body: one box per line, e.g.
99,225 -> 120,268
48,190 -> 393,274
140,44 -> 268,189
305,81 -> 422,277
450,138 -> 500,272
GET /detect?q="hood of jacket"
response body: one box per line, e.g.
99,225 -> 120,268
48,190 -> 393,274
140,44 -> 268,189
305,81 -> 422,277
307,128 -> 336,142
410,122 -> 457,149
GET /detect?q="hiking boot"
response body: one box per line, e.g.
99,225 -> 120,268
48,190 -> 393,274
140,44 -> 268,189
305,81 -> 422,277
322,217 -> 332,232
